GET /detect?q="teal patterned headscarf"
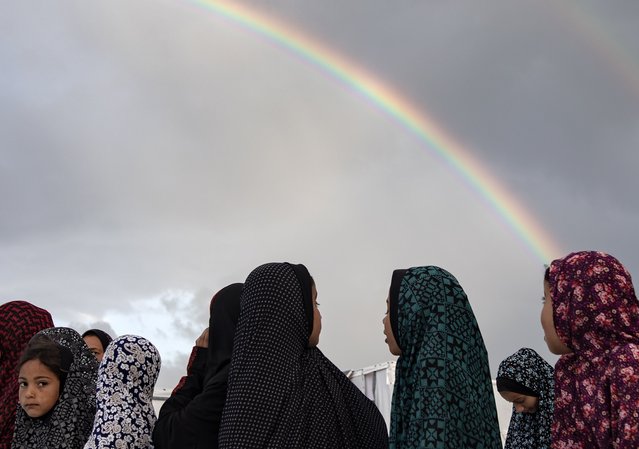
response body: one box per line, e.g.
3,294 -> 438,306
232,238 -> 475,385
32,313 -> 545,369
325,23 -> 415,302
388,266 -> 502,449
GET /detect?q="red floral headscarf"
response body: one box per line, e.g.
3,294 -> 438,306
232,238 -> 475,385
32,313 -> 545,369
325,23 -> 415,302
548,251 -> 639,448
0,300 -> 53,449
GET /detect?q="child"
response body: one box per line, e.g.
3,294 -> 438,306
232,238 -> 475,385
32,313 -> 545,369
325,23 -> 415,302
383,266 -> 502,449
84,335 -> 161,449
12,327 -> 98,449
542,251 -> 639,448
496,347 -> 554,449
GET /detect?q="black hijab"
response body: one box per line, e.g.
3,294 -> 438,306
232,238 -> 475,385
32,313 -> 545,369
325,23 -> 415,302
153,283 -> 243,449
218,262 -> 388,448
204,283 -> 243,385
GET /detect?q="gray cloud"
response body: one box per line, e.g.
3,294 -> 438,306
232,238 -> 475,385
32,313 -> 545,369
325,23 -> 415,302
2,0 -> 638,388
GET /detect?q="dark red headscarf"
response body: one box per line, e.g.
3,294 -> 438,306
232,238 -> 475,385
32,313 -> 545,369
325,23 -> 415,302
0,300 -> 53,449
548,251 -> 639,448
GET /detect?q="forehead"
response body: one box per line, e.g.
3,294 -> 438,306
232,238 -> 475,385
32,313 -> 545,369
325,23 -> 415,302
83,335 -> 103,349
19,359 -> 55,377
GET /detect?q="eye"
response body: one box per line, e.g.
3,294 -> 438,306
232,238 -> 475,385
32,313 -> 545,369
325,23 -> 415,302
18,381 -> 27,388
37,381 -> 49,388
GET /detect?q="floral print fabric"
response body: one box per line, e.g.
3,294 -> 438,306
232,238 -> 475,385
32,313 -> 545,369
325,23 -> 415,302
497,348 -> 554,449
12,327 -> 98,449
548,251 -> 639,448
0,301 -> 53,449
84,335 -> 161,449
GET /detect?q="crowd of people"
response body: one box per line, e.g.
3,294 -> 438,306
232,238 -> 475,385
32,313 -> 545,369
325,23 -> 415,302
1,250 -> 638,448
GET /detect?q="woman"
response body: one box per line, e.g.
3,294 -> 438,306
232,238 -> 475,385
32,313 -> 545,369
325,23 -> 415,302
383,266 -> 502,449
12,327 -> 98,449
153,283 -> 243,449
218,262 -> 388,448
81,329 -> 113,362
542,251 -> 639,448
496,347 -> 554,449
0,301 -> 53,449
84,335 -> 161,449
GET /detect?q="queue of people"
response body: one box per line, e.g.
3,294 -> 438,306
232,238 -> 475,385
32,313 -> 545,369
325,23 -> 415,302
1,250 -> 638,448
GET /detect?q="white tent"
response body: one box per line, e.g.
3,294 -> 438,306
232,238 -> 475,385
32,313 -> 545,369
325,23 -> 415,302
346,361 -> 512,445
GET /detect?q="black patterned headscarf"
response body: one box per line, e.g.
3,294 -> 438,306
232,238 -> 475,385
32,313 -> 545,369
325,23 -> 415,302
84,335 -> 161,449
497,348 -> 554,449
388,266 -> 502,449
218,262 -> 388,448
12,327 -> 98,449
0,301 -> 53,449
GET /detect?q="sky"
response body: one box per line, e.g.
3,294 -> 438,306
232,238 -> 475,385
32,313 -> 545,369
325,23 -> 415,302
2,0 -> 639,389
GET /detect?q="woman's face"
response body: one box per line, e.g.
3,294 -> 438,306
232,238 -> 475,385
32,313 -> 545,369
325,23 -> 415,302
499,390 -> 539,414
308,284 -> 322,347
383,296 -> 401,356
541,279 -> 572,355
83,335 -> 106,361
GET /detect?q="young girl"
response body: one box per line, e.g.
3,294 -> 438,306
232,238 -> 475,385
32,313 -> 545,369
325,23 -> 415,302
542,251 -> 639,448
12,327 -> 98,449
383,266 -> 502,449
496,347 -> 554,449
218,262 -> 388,448
0,301 -> 53,449
84,335 -> 161,449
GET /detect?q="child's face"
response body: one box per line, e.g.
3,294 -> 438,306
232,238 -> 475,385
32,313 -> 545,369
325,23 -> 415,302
541,280 -> 572,355
383,296 -> 401,356
499,390 -> 539,414
18,359 -> 61,418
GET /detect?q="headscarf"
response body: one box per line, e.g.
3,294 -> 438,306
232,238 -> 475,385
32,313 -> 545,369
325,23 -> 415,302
496,347 -> 554,449
84,335 -> 161,449
153,283 -> 243,449
388,266 -> 502,449
12,327 -> 98,449
80,330 -> 113,354
547,251 -> 639,448
0,301 -> 53,449
218,262 -> 388,448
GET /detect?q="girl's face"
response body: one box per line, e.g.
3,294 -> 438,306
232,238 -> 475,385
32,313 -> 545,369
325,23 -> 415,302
499,391 -> 539,414
308,284 -> 322,347
18,359 -> 61,418
383,296 -> 401,356
541,279 -> 572,355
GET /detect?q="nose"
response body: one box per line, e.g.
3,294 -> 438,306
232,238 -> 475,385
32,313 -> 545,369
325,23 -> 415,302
514,404 -> 525,413
25,386 -> 36,398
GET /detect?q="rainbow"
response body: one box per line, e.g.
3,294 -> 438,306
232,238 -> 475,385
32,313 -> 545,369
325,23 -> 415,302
543,2 -> 639,99
187,0 -> 563,263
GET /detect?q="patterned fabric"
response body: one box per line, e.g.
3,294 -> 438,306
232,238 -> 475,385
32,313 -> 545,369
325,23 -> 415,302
218,262 -> 388,448
12,327 -> 98,449
84,335 -> 161,449
548,251 -> 639,449
0,301 -> 54,449
497,348 -> 554,449
389,266 -> 502,449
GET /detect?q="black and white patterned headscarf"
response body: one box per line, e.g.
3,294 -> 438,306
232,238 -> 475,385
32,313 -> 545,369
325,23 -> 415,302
84,335 -> 161,449
218,262 -> 388,448
497,348 -> 554,449
12,327 -> 98,449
